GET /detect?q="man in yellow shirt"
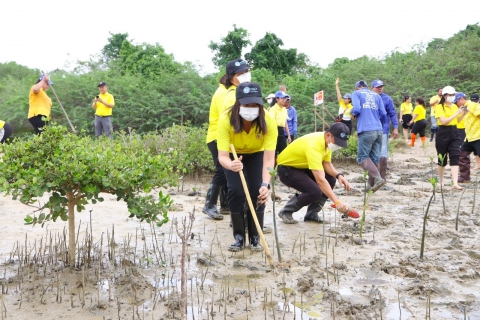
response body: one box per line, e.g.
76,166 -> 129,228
28,74 -> 53,134
455,93 -> 480,183
276,123 -> 355,224
92,82 -> 115,138
429,88 -> 442,141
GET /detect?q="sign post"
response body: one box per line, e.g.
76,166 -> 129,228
314,90 -> 324,132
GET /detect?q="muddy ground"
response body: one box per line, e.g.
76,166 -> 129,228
0,141 -> 479,319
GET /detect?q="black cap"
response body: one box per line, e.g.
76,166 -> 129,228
236,82 -> 263,105
226,59 -> 249,76
471,93 -> 479,102
327,122 -> 350,148
97,81 -> 107,87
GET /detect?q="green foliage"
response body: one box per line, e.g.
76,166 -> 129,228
0,124 -> 175,227
333,135 -> 358,160
102,32 -> 130,61
209,25 -> 251,69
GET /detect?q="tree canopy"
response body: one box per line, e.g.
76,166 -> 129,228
209,25 -> 251,69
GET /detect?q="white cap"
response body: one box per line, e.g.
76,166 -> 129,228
442,86 -> 456,95
266,93 -> 275,100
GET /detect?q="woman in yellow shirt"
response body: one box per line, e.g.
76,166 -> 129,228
268,91 -> 291,158
203,59 -> 250,221
335,77 -> 353,133
0,120 -> 12,143
434,86 -> 467,190
28,75 -> 53,134
399,95 -> 413,142
217,82 -> 277,252
407,98 -> 427,146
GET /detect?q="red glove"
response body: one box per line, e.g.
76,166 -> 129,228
330,204 -> 360,218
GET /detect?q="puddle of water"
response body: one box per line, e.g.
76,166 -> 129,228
357,278 -> 389,285
339,287 -> 353,296
385,303 -> 413,319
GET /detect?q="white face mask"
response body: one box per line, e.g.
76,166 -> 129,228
239,106 -> 259,121
236,72 -> 251,84
328,142 -> 342,152
266,98 -> 273,104
446,96 -> 455,103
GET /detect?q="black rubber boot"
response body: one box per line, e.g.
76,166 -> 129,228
379,157 -> 388,180
278,195 -> 303,224
360,158 -> 386,193
219,185 -> 230,214
202,184 -> 223,220
247,209 -> 264,251
304,198 -> 327,223
228,211 -> 245,252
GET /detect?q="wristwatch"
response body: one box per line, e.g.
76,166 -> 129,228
335,173 -> 344,179
261,182 -> 270,190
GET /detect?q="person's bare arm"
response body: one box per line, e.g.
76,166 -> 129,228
335,78 -> 342,103
32,76 -> 50,94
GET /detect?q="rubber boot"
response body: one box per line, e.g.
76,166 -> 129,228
410,133 -> 416,147
360,158 -> 386,193
247,209 -> 264,251
421,136 -> 426,147
304,198 -> 327,223
228,211 -> 245,252
219,185 -> 230,214
202,184 -> 223,220
430,128 -> 436,142
278,195 -> 304,224
379,157 -> 388,180
459,151 -> 471,183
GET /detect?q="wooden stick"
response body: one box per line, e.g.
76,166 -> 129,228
229,144 -> 274,267
41,70 -> 76,133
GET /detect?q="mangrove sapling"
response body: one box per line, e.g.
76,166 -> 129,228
420,176 -> 437,259
455,181 -> 472,231
360,171 -> 373,240
0,125 -> 174,265
438,153 -> 447,215
268,166 -> 282,263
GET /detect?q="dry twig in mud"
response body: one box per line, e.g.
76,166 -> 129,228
174,208 -> 196,319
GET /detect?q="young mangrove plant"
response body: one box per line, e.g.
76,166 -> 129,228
420,176 -> 438,259
268,166 -> 282,263
360,171 -> 372,240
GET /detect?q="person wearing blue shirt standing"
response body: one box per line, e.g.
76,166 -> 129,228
284,95 -> 298,141
371,80 -> 399,181
351,80 -> 387,193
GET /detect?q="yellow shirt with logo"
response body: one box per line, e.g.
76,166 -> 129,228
0,120 -> 5,129
206,84 -> 233,143
464,101 -> 480,142
220,87 -> 237,115
338,100 -> 353,121
400,102 -> 413,115
28,87 -> 52,119
217,111 -> 278,154
412,105 -> 426,122
94,92 -> 115,116
435,103 -> 460,126
268,103 -> 288,127
429,95 -> 441,117
277,132 -> 332,171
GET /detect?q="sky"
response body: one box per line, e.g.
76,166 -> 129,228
1,0 -> 479,76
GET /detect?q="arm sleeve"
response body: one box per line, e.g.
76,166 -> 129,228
293,107 -> 298,133
264,114 -> 278,150
377,96 -> 387,124
216,115 -> 231,152
387,99 -> 398,128
351,91 -> 361,117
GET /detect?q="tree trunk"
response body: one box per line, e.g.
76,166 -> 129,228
67,192 -> 76,266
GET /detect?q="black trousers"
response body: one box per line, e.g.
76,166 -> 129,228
207,140 -> 227,187
28,115 -> 47,135
341,119 -> 353,134
278,165 -> 336,206
0,123 -> 12,143
435,126 -> 461,166
275,127 -> 287,157
411,119 -> 427,137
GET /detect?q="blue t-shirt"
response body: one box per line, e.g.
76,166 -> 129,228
351,88 -> 386,134
284,106 -> 298,136
380,93 -> 399,134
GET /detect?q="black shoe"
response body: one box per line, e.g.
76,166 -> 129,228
250,236 -> 263,252
202,184 -> 223,220
228,235 -> 244,252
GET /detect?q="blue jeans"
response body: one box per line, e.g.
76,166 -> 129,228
357,130 -> 382,164
380,133 -> 389,158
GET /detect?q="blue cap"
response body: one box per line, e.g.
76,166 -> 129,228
371,79 -> 384,88
275,91 -> 288,98
355,80 -> 367,88
38,75 -> 53,85
343,93 -> 352,99
454,92 -> 466,103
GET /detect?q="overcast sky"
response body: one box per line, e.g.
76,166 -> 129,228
1,0 -> 479,75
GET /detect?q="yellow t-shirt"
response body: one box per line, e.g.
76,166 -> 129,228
435,103 -> 460,126
457,117 -> 466,130
464,101 -> 480,142
400,102 -> 413,115
277,132 -> 332,171
206,84 -> 231,143
94,92 -> 115,116
28,87 -> 52,119
429,95 -> 441,117
220,87 -> 237,115
338,100 -> 353,121
268,103 -> 288,127
0,120 -> 5,129
412,105 -> 426,122
217,111 -> 278,154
